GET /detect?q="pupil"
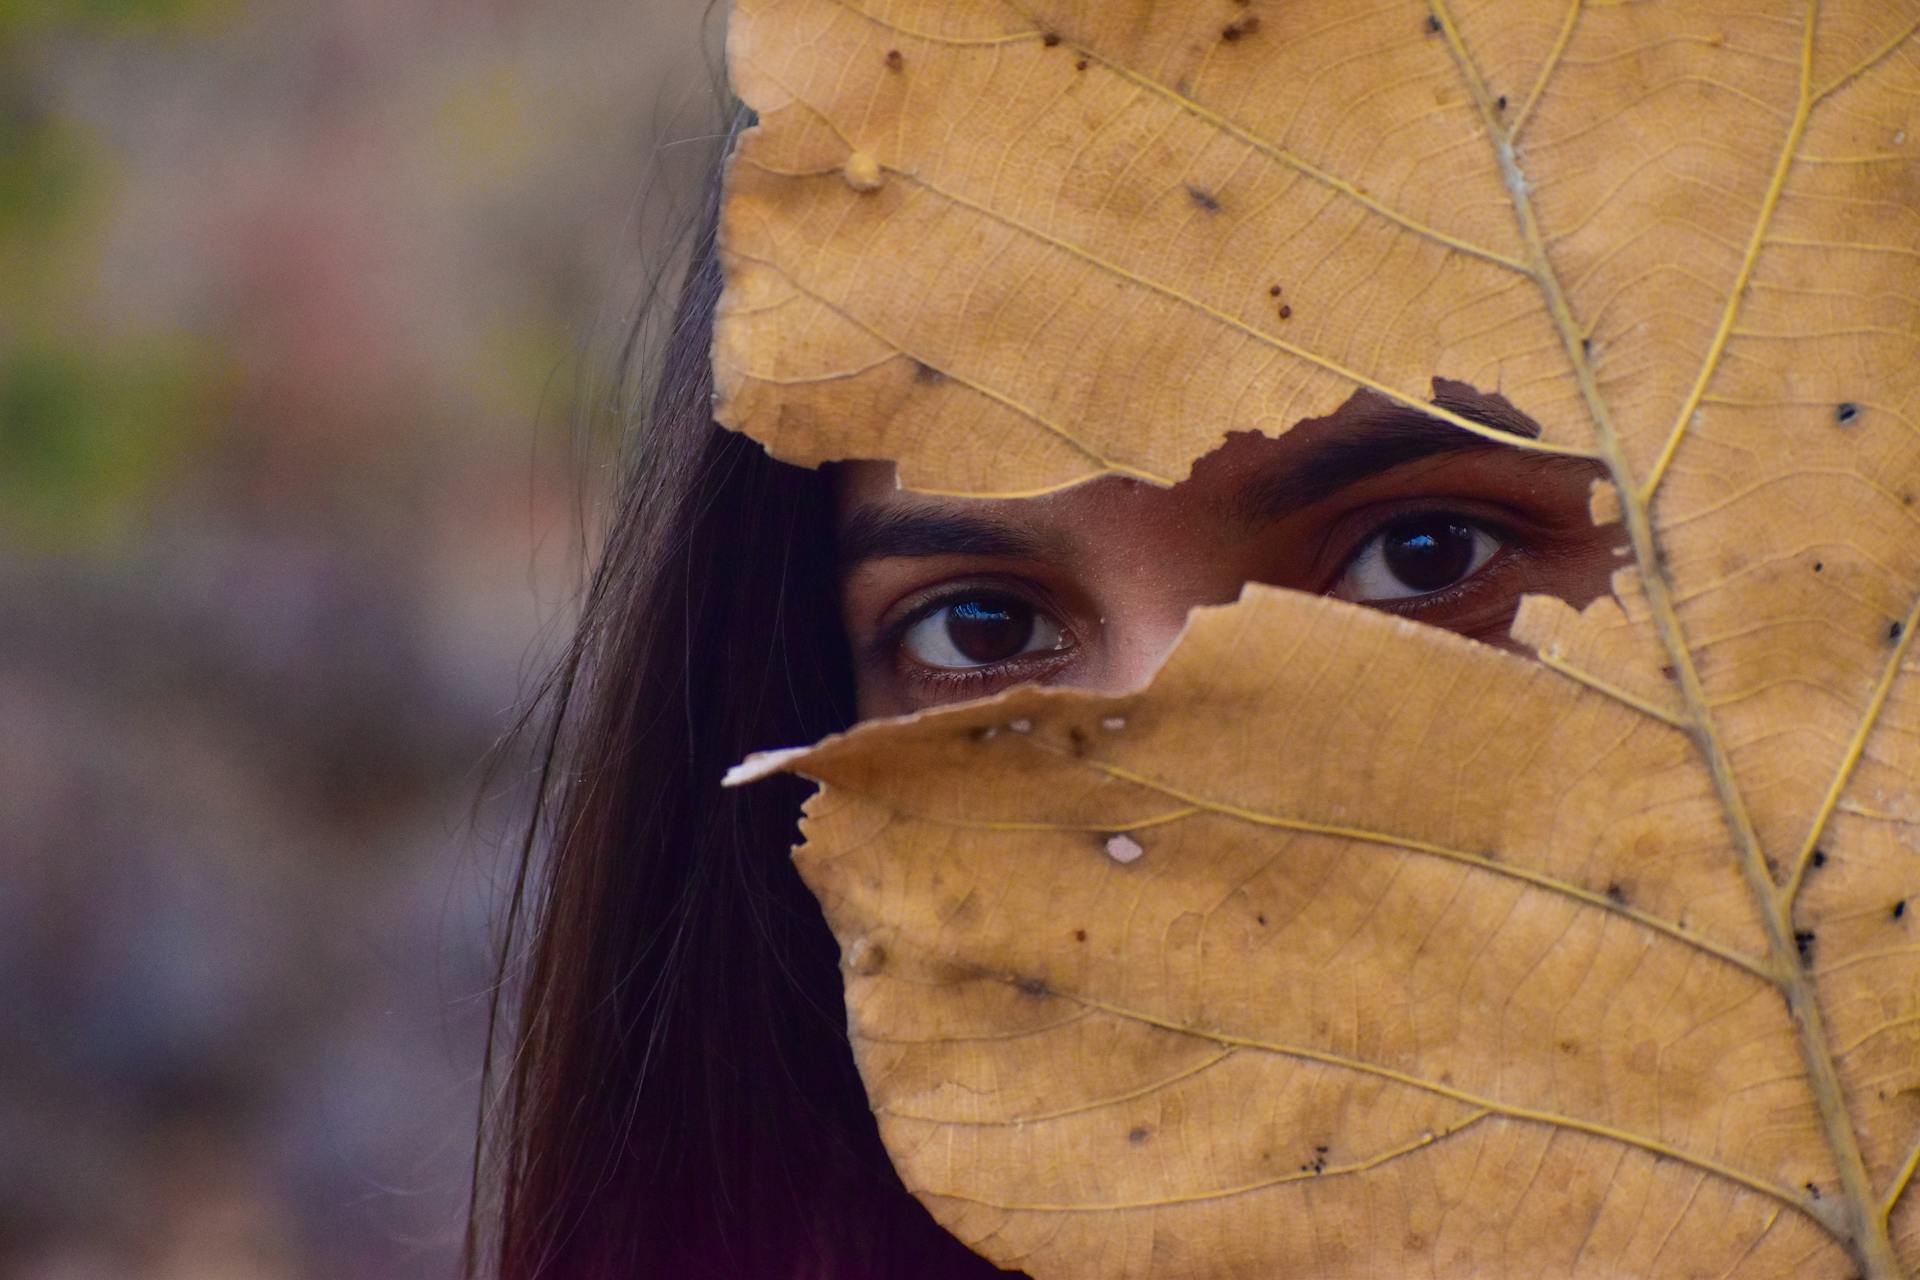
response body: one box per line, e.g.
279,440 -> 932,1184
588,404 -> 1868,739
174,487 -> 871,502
1382,518 -> 1476,593
946,597 -> 1034,664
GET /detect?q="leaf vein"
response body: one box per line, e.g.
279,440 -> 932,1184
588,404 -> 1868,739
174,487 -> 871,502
879,165 -> 1595,458
1052,749 -> 1772,980
879,1048 -> 1239,1129
723,241 -> 1175,487
919,1108 -> 1495,1212
1642,8 -> 1818,500
1049,988 -> 1829,1225
1511,0 -> 1583,140
1782,588 -> 1920,907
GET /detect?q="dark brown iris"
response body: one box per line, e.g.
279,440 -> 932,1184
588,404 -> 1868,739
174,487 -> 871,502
1381,517 -> 1478,593
944,597 -> 1035,664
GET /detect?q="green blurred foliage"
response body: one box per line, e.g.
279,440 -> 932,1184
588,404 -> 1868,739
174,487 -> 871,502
0,339 -> 221,549
0,0 -> 235,40
0,95 -> 88,240
0,0 -> 239,550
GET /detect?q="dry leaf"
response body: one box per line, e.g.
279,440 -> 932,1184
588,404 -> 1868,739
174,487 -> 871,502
715,1 -> 1920,1275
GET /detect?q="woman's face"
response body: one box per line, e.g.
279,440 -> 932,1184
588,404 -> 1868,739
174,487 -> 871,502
837,386 -> 1624,720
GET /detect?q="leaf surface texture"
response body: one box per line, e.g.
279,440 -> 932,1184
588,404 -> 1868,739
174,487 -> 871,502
715,1 -> 1920,1274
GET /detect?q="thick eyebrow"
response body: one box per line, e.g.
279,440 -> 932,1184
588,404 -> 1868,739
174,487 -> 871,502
838,506 -> 1047,569
1231,393 -> 1546,527
838,387 -> 1557,569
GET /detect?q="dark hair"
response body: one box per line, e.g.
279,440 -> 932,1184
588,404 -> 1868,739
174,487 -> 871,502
467,155 -> 1019,1278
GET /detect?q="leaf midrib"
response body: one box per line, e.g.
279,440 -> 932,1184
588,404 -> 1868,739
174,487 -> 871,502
1427,1 -> 1902,1271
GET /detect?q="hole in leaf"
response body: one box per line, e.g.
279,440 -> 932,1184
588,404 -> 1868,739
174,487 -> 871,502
837,382 -> 1620,719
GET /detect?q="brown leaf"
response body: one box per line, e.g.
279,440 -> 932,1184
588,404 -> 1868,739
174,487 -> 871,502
717,1 -> 1920,1275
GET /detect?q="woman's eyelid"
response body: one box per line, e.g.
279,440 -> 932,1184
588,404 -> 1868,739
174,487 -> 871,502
879,570 -> 1075,637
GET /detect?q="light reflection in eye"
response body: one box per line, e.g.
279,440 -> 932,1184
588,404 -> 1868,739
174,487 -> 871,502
898,595 -> 1067,670
1331,516 -> 1501,602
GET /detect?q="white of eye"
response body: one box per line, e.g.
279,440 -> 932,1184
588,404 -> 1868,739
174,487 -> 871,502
1331,518 -> 1501,603
899,597 -> 1067,670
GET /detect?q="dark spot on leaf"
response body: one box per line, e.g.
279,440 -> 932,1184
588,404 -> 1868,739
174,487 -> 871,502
1836,402 -> 1859,424
1660,664 -> 1677,681
1278,304 -> 1293,319
848,940 -> 887,975
1269,283 -> 1283,297
885,49 -> 904,72
1606,882 -> 1628,906
1041,30 -> 1062,47
913,359 -> 946,384
1014,975 -> 1051,998
1186,183 -> 1222,212
1426,13 -> 1442,33
1811,848 -> 1827,869
1891,619 -> 1906,643
1222,15 -> 1261,40
1128,1126 -> 1151,1144
1256,913 -> 1268,926
1073,928 -> 1088,942
1814,561 -> 1824,573
1807,1181 -> 1821,1199
1067,725 -> 1089,755
1896,899 -> 1908,921
1495,94 -> 1508,111
1075,57 -> 1089,71
1315,1144 -> 1329,1154
1795,930 -> 1816,967
1581,336 -> 1593,356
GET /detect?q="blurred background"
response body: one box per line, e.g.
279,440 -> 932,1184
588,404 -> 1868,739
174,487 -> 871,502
0,1 -> 723,1275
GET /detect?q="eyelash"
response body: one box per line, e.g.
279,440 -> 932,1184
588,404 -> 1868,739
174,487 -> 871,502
1330,509 -> 1517,610
880,507 -> 1519,690
876,578 -> 1077,691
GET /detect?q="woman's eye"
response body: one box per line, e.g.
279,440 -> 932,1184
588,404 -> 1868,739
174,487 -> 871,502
898,594 -> 1067,670
1331,515 -> 1501,603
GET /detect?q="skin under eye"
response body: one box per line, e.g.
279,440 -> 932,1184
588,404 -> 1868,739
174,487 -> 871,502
1330,514 -> 1502,603
898,592 -> 1068,670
